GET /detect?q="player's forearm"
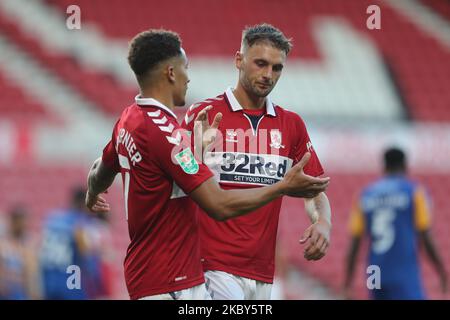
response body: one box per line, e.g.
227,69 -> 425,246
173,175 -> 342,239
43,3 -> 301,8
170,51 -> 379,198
25,253 -> 41,299
218,183 -> 284,220
191,178 -> 284,221
87,158 -> 105,195
305,192 -> 331,226
87,157 -> 116,196
421,231 -> 446,274
223,173 -> 332,219
344,237 -> 361,289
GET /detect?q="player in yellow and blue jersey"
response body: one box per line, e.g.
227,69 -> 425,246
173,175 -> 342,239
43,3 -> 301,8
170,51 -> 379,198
344,147 -> 447,300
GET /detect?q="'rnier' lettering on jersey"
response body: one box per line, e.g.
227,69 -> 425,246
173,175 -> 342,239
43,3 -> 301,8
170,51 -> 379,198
116,128 -> 142,166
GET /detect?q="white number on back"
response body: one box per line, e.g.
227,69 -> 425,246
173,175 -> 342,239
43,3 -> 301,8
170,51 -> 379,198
118,154 -> 130,220
371,208 -> 396,254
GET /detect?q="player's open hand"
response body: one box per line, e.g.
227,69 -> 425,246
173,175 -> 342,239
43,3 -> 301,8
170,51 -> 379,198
281,152 -> 330,198
85,190 -> 110,213
193,105 -> 222,155
299,219 -> 331,261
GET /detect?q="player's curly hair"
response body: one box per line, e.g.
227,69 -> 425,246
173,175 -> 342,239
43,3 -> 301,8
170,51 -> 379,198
128,29 -> 182,83
241,23 -> 292,55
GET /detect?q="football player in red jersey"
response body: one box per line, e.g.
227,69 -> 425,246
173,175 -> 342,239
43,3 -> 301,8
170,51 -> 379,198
85,29 -> 330,300
182,24 -> 332,299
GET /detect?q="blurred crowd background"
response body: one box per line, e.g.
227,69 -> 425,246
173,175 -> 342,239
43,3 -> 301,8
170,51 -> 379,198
0,0 -> 449,299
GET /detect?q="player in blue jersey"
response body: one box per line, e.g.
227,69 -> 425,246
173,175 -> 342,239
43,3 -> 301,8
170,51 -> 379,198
344,147 -> 447,299
0,206 -> 39,299
39,188 -> 102,299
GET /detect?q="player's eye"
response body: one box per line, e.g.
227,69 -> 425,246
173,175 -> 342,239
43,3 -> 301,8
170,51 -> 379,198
273,64 -> 283,72
255,60 -> 267,67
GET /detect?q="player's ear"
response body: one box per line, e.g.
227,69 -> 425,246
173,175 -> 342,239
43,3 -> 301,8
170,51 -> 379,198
167,65 -> 176,83
235,51 -> 243,70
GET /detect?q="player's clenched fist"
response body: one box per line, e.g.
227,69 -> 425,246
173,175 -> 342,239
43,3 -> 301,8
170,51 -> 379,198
300,219 -> 331,261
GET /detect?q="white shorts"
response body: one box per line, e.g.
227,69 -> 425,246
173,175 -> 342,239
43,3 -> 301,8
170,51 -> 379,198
205,270 -> 272,300
139,283 -> 211,300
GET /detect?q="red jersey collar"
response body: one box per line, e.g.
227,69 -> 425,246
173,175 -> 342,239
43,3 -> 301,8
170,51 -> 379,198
224,87 -> 276,117
135,95 -> 177,119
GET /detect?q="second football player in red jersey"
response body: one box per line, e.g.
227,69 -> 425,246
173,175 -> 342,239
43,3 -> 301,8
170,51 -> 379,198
84,29 -> 330,300
182,24 -> 332,299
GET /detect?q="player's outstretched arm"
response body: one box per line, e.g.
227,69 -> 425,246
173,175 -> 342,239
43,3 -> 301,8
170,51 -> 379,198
190,152 -> 330,221
86,157 -> 117,213
301,193 -> 332,261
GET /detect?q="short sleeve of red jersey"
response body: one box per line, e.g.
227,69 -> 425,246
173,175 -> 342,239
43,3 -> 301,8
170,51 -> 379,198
148,116 -> 213,195
102,120 -> 120,173
292,114 -> 324,177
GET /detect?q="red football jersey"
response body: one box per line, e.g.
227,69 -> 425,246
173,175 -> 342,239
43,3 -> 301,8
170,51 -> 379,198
182,88 -> 324,283
102,96 -> 213,299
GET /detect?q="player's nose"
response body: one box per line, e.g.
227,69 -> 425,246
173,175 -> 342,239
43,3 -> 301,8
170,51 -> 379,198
262,70 -> 273,82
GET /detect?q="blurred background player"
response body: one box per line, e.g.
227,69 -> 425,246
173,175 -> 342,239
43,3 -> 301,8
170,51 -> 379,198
39,187 -> 106,299
0,205 -> 40,299
182,23 -> 331,300
344,147 -> 448,300
86,211 -> 116,299
78,207 -> 114,299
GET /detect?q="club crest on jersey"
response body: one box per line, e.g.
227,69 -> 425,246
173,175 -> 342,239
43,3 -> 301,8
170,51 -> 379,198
270,129 -> 285,149
226,129 -> 238,143
175,148 -> 199,174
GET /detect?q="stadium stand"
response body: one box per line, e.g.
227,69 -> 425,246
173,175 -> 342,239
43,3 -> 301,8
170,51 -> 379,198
0,72 -> 52,124
0,11 -> 135,116
46,0 -> 450,122
420,0 -> 450,21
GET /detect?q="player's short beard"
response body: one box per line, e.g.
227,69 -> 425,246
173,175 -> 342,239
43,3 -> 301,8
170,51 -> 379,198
241,74 -> 272,98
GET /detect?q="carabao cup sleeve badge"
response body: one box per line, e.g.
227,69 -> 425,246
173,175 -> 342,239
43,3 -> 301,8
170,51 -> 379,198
175,148 -> 199,174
